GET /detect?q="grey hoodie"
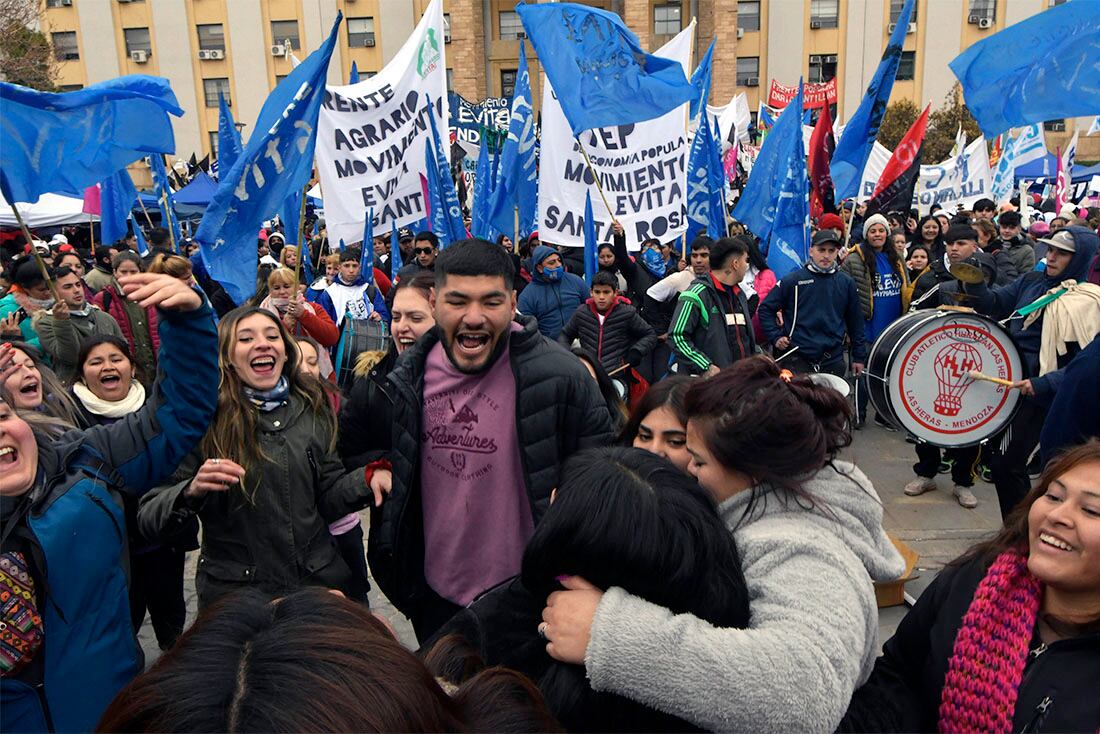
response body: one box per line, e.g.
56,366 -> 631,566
584,461 -> 905,733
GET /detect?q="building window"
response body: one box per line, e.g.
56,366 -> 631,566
446,69 -> 454,92
499,10 -> 524,40
51,31 -> 79,61
808,54 -> 837,83
897,50 -> 916,80
737,1 -> 760,31
347,17 -> 375,47
275,74 -> 288,86
444,13 -> 452,43
810,0 -> 839,28
209,131 -> 219,157
270,20 -> 300,50
1043,118 -> 1066,131
46,0 -> 70,7
736,57 -> 759,86
501,69 -> 517,98
123,27 -> 151,54
203,78 -> 230,108
197,24 -> 225,52
889,0 -> 917,23
653,4 -> 682,35
58,84 -> 83,92
968,0 -> 996,19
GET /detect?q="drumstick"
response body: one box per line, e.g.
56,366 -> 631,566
608,363 -> 630,376
968,370 -> 1016,388
775,345 -> 800,362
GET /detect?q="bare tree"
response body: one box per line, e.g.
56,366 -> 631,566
0,0 -> 59,91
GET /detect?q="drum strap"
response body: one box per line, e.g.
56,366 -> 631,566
1001,286 -> 1068,326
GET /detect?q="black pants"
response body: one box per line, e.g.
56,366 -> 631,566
784,352 -> 846,377
409,586 -> 462,645
914,443 -> 980,487
129,545 -> 187,650
638,340 -> 673,384
333,523 -> 371,604
990,399 -> 1047,521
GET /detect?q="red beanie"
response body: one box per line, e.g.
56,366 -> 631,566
819,213 -> 845,235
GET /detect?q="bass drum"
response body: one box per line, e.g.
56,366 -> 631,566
866,309 -> 1023,448
334,318 -> 389,391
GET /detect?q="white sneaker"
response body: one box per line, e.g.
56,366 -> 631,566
953,485 -> 978,509
904,477 -> 938,496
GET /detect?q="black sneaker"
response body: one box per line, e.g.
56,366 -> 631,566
873,414 -> 897,432
938,458 -> 955,475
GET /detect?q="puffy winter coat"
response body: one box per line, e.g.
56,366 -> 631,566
841,244 -> 911,319
0,302 -> 218,734
842,555 -> 1100,733
558,298 -> 657,373
998,234 -> 1037,275
138,394 -> 373,608
92,284 -> 160,369
365,315 -> 616,617
517,246 -> 589,340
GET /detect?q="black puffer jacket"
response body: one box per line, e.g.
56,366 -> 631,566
138,395 -> 373,608
909,252 -> 998,311
558,297 -> 657,373
367,315 -> 616,616
337,347 -> 398,469
841,555 -> 1100,733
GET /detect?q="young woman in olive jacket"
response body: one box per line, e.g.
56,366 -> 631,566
138,307 -> 375,608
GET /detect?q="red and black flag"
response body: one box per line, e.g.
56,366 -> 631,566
807,103 -> 837,218
866,104 -> 930,216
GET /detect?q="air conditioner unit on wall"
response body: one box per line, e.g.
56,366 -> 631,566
977,17 -> 993,29
967,14 -> 980,23
907,22 -> 916,33
364,38 -> 376,47
60,0 -> 73,6
197,49 -> 212,60
736,27 -> 744,39
825,55 -> 838,63
130,49 -> 148,63
888,22 -> 897,32
209,49 -> 224,59
270,45 -> 286,56
745,77 -> 759,87
810,55 -> 822,64
810,20 -> 822,29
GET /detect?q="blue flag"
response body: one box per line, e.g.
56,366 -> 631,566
148,153 -> 182,248
390,219 -> 403,281
515,2 -> 695,135
217,92 -> 243,176
361,208 -> 375,284
488,43 -> 539,239
471,136 -> 497,239
300,233 -> 315,285
757,103 -> 775,131
583,192 -> 597,289
689,40 -> 715,123
100,169 -> 139,245
279,189 -> 303,247
338,238 -> 346,252
196,13 -> 342,304
830,0 -> 914,200
349,61 -> 360,84
0,75 -> 182,204
130,214 -> 150,256
949,2 -> 1100,137
733,83 -> 809,279
426,98 -> 467,246
685,117 -> 726,243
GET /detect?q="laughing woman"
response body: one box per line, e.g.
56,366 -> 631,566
138,307 -> 376,609
0,341 -> 82,430
0,273 -> 218,734
70,335 -> 193,652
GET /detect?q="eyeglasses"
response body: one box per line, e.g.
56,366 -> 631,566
414,247 -> 434,255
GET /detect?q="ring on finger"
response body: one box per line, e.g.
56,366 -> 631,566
212,458 -> 220,465
538,621 -> 549,640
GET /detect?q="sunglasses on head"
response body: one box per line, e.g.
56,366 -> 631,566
414,247 -> 434,255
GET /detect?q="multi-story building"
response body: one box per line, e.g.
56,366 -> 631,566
40,0 -> 1094,172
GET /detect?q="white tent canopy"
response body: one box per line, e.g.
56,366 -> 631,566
0,192 -> 98,229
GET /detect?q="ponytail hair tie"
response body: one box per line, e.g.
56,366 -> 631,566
779,369 -> 794,383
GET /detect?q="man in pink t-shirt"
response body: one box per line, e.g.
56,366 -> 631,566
365,239 -> 616,642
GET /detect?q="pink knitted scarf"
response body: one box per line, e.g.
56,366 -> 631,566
938,549 -> 1042,734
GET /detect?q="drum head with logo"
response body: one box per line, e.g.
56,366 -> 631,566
883,312 -> 1022,447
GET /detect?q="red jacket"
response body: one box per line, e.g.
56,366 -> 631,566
295,301 -> 340,347
92,284 -> 160,357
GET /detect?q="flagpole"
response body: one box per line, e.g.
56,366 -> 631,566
88,214 -> 96,256
159,191 -> 177,253
7,205 -> 60,301
292,184 -> 309,291
136,194 -> 156,231
575,137 -> 619,224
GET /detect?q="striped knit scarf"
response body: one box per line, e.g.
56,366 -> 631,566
937,549 -> 1042,734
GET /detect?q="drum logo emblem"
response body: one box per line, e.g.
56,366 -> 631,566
932,343 -> 982,417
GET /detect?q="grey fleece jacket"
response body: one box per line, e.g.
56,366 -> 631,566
584,461 -> 905,733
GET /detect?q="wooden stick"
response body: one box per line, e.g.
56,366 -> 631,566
608,363 -> 631,377
291,184 -> 309,291
968,370 -> 1016,388
136,194 -> 155,231
159,190 -> 177,253
88,213 -> 96,256
574,136 -> 620,225
7,204 -> 60,302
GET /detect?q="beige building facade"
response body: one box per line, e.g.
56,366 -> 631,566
41,0 -> 1094,169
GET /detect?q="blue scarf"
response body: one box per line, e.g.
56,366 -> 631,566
242,376 -> 290,412
641,248 -> 666,278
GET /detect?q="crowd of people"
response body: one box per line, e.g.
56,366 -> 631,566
0,187 -> 1097,733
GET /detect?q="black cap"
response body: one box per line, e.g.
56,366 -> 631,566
945,224 -> 978,243
812,229 -> 842,247
998,210 -> 1022,227
398,227 -> 414,241
973,198 -> 996,212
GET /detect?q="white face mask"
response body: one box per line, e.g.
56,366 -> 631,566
28,296 -> 55,310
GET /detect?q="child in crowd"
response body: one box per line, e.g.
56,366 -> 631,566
558,271 -> 657,377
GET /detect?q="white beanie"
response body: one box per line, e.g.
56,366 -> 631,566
862,213 -> 890,239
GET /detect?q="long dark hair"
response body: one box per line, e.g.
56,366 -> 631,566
77,334 -> 142,386
97,588 -> 559,732
618,375 -> 690,445
570,347 -> 627,430
684,356 -> 852,506
519,446 -> 750,730
860,221 -> 902,286
952,441 -> 1100,567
